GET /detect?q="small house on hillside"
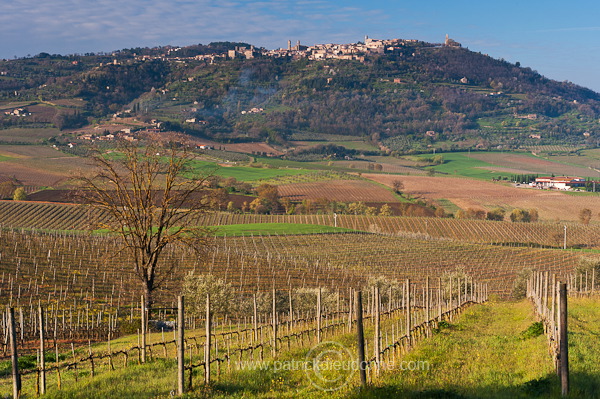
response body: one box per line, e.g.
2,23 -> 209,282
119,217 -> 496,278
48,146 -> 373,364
533,176 -> 586,190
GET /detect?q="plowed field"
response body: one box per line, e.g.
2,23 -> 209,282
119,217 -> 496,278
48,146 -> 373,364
363,174 -> 600,221
278,179 -> 399,202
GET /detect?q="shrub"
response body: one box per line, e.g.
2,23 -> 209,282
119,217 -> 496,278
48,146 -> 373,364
512,268 -> 533,299
13,187 -> 27,201
182,273 -> 235,316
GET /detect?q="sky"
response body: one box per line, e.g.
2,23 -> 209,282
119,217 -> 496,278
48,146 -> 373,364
2,0 -> 600,92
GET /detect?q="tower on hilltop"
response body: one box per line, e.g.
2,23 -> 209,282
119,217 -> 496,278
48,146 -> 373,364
444,34 -> 462,48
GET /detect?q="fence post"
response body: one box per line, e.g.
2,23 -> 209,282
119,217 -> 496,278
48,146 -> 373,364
449,277 -> 453,311
559,283 -> 569,396
316,288 -> 322,343
288,289 -> 293,331
9,308 -> 21,399
374,286 -> 381,377
543,272 -> 549,320
177,296 -> 185,395
425,277 -> 430,322
347,288 -> 353,333
39,305 -> 46,395
253,293 -> 258,343
405,279 -> 411,346
438,277 -> 443,322
355,290 -> 367,388
204,294 -> 211,385
141,295 -> 146,364
272,288 -> 278,356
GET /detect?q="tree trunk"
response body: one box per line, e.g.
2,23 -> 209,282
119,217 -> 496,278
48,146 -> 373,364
144,284 -> 154,320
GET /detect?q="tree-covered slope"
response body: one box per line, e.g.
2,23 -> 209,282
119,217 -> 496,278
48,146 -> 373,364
1,40 -> 599,152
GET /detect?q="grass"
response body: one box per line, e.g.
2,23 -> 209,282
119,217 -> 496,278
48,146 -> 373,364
187,159 -> 311,181
421,152 -> 516,180
40,359 -> 182,399
4,298 -> 600,398
564,297 -> 600,398
213,223 -> 355,236
360,300 -> 559,398
435,198 -> 461,214
419,151 -> 598,181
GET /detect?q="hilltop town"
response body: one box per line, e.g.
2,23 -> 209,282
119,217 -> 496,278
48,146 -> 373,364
135,36 -> 461,64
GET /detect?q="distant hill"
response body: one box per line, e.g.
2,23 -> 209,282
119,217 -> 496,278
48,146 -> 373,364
1,39 -> 599,153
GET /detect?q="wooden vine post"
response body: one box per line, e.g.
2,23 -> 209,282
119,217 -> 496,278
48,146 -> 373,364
437,277 -> 443,322
374,286 -> 381,377
559,283 -> 569,396
425,277 -> 430,322
9,307 -> 21,399
405,279 -> 411,346
354,290 -> 367,388
177,296 -> 185,395
252,293 -> 258,343
39,305 -> 46,395
272,288 -> 278,356
141,295 -> 147,364
316,288 -> 322,343
204,294 -> 211,385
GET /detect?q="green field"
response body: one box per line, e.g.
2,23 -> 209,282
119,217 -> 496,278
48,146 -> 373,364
420,152 -> 515,180
188,159 -> 311,181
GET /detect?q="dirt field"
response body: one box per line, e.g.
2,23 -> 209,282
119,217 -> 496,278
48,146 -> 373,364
363,174 -> 600,222
467,152 -> 595,177
0,128 -> 60,143
220,142 -> 283,155
278,179 -> 399,202
0,145 -> 86,188
330,160 -> 426,175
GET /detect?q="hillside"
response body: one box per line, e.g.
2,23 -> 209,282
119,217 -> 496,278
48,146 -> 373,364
1,39 -> 600,153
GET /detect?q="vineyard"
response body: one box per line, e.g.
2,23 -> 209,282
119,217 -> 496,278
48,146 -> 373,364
0,204 -> 594,397
195,212 -> 600,249
277,180 -> 399,202
0,223 -> 582,314
0,217 -> 505,397
0,201 -> 106,231
5,203 -> 600,248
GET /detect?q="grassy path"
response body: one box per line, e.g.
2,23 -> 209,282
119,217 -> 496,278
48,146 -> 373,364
8,299 -> 600,398
358,300 -> 558,398
565,297 -> 600,398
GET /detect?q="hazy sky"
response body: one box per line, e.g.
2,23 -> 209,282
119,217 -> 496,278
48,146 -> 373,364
2,0 -> 599,92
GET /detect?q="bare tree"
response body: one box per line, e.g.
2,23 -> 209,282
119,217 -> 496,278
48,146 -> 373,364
579,208 -> 592,225
75,141 -> 214,313
392,179 -> 404,194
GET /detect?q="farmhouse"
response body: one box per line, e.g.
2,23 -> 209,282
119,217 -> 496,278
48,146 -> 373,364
533,176 -> 586,190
